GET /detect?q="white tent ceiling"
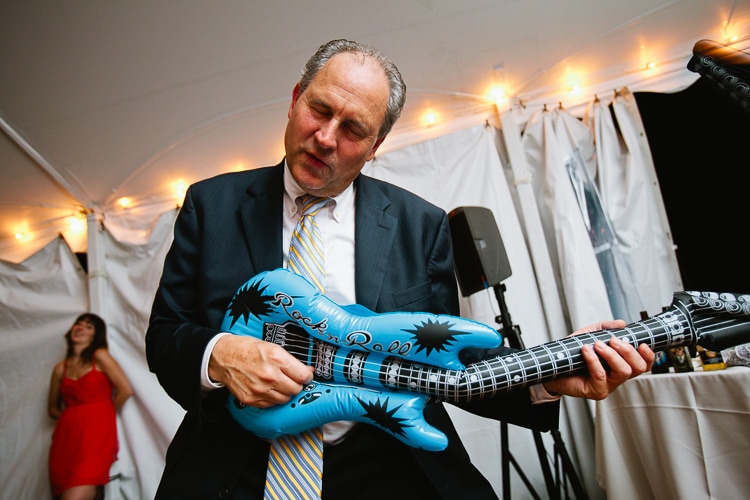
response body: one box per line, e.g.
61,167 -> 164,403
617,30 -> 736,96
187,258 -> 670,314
2,0 -> 749,263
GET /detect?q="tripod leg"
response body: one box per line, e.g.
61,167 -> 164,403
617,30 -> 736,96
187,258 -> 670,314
501,421 -> 510,500
533,431 -> 560,500
551,429 -> 589,500
501,421 -> 546,500
501,422 -> 587,500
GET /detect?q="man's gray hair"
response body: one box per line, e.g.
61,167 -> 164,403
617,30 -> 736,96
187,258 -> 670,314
299,39 -> 406,139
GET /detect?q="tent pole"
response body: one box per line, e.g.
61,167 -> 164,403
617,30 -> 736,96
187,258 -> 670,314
0,114 -> 91,204
498,108 -> 568,337
86,211 -> 107,315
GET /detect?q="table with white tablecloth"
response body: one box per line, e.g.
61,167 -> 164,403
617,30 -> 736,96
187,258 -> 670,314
595,367 -> 750,499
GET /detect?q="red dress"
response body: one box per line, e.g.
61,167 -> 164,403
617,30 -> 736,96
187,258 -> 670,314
49,356 -> 118,497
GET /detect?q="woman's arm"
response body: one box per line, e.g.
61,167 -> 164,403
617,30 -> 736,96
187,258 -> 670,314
96,349 -> 134,411
47,362 -> 64,419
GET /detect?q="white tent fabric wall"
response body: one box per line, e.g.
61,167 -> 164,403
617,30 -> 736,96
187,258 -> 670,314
584,89 -> 683,316
510,90 -> 680,494
520,108 -> 614,331
99,209 -> 184,499
0,214 -> 184,500
552,108 -> 639,322
498,109 -> 602,496
513,103 -> 619,498
0,237 -> 88,500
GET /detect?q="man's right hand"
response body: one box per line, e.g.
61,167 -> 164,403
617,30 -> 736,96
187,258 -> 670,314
208,335 -> 314,408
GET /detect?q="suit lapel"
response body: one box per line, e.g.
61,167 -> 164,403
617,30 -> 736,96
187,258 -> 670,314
239,164 -> 285,274
237,168 -> 397,310
354,175 -> 397,311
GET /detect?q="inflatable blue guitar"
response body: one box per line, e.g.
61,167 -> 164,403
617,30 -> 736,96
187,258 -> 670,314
223,268 -> 750,451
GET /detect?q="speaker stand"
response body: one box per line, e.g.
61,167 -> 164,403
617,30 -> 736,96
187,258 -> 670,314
493,283 -> 589,500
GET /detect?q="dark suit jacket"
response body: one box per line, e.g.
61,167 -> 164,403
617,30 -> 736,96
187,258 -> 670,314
146,162 -> 559,499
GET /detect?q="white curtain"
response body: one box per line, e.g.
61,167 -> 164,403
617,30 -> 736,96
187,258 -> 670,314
502,108 -> 618,498
583,89 -> 683,316
0,237 -> 88,500
495,90 -> 681,498
99,210 -> 185,499
0,96 -> 679,499
519,107 -> 613,331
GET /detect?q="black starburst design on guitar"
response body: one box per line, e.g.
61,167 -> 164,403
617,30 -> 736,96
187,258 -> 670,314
227,280 -> 275,328
356,396 -> 411,437
404,319 -> 469,356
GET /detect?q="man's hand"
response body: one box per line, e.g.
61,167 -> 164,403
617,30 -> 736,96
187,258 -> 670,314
208,335 -> 314,408
542,319 -> 655,400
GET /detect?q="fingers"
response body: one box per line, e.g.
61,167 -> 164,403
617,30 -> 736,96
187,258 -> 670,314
210,335 -> 315,408
543,343 -> 609,400
240,345 -> 312,407
605,337 -> 653,376
580,343 -> 610,400
280,359 -> 315,385
637,343 -> 656,372
572,319 -> 627,335
543,333 -> 656,402
594,339 -> 633,385
587,337 -> 654,397
601,319 -> 627,331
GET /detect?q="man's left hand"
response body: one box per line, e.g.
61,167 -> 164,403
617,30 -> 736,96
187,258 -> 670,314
542,320 -> 655,400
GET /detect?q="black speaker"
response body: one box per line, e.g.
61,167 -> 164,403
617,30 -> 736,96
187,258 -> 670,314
448,206 -> 512,297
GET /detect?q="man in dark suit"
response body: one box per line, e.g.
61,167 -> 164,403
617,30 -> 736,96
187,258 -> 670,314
146,39 -> 653,499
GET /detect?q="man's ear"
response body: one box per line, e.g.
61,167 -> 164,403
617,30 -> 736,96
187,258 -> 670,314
366,135 -> 387,162
288,83 -> 302,118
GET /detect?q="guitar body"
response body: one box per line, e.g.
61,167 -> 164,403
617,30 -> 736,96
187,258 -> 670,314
223,268 -> 750,451
222,268 -> 503,451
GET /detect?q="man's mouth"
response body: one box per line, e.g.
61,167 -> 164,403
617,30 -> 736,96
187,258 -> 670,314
306,152 -> 327,169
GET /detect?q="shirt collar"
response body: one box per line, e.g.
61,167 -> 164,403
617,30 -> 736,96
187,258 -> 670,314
283,161 -> 353,221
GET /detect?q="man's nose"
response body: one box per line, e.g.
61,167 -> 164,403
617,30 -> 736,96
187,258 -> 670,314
315,121 -> 337,149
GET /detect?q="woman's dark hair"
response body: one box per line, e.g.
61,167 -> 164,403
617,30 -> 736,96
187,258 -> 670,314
64,313 -> 108,363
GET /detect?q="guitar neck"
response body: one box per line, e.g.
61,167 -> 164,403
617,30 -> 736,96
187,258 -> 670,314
309,291 -> 750,402
225,271 -> 750,450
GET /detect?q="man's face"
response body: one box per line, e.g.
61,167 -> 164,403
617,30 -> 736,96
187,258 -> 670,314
284,52 -> 390,197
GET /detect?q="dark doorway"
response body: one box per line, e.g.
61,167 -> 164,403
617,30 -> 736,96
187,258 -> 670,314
635,77 -> 749,293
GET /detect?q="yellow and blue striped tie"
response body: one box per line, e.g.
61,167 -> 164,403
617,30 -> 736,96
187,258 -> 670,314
264,194 -> 330,499
287,195 -> 330,292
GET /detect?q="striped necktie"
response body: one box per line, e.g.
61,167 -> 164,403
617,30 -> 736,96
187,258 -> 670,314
287,195 -> 331,291
264,194 -> 330,499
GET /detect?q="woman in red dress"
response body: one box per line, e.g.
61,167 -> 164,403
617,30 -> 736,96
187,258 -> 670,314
47,313 -> 134,500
